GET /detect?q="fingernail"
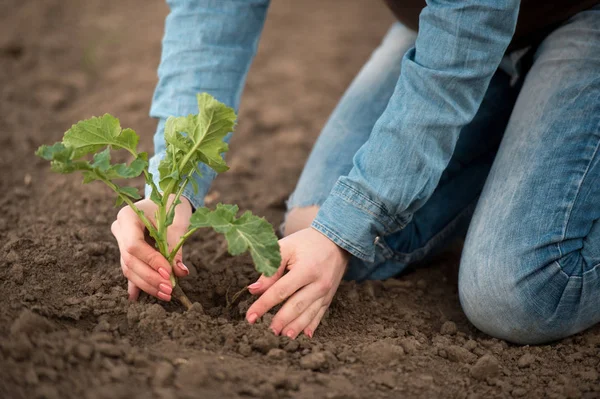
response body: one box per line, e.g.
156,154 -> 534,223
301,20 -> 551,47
159,283 -> 172,295
286,330 -> 295,339
305,329 -> 313,338
247,313 -> 258,324
248,281 -> 261,290
176,261 -> 189,275
271,327 -> 279,336
158,267 -> 170,280
157,291 -> 171,301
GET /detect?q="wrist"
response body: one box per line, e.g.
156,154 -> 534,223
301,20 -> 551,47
310,226 -> 351,262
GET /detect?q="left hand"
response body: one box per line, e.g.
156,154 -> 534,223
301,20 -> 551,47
245,227 -> 349,339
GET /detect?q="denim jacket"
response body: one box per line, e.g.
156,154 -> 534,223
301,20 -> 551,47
146,0 -> 520,262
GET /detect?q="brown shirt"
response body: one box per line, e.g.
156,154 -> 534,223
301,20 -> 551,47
383,0 -> 599,50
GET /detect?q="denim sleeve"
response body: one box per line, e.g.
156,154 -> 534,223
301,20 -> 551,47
145,0 -> 270,209
312,0 -> 520,262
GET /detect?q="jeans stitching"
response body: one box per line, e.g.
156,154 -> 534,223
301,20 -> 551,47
312,220 -> 371,260
335,181 -> 408,232
390,199 -> 477,263
558,118 -> 600,270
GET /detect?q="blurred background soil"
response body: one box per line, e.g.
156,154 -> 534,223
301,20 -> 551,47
0,1 -> 598,398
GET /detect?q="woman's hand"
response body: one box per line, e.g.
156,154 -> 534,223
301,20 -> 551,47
110,197 -> 192,302
245,227 -> 349,339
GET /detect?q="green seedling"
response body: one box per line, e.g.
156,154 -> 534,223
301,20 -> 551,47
36,93 -> 281,309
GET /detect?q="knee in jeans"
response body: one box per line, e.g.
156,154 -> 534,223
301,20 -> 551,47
458,242 -> 575,345
284,206 -> 320,237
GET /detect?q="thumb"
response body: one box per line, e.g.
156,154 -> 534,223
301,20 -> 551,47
248,237 -> 292,295
167,223 -> 190,277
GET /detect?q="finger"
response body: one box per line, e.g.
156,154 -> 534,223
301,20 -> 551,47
114,213 -> 173,277
166,224 -> 190,278
127,269 -> 171,302
121,255 -> 141,301
123,252 -> 172,295
245,268 -> 313,326
166,197 -> 192,277
279,298 -> 323,339
269,284 -> 324,336
304,305 -> 329,338
248,237 -> 293,295
127,280 -> 140,301
247,264 -> 286,295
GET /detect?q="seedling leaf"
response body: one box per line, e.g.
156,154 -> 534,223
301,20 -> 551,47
36,93 -> 281,310
63,115 -> 138,157
189,204 -> 281,276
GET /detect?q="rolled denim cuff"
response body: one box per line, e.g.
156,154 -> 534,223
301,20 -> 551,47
311,181 -> 408,262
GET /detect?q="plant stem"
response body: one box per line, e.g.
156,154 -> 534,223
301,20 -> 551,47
102,179 -> 157,238
125,149 -> 195,309
172,284 -> 193,310
143,170 -> 160,198
167,228 -> 198,263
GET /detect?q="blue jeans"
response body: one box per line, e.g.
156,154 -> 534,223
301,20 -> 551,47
287,9 -> 600,344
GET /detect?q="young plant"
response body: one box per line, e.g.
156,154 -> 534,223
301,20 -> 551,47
36,93 -> 281,309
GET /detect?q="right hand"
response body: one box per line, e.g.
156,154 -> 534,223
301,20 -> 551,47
111,196 -> 192,302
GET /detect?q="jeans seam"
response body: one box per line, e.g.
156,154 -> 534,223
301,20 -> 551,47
312,220 -> 371,260
335,181 -> 408,232
560,119 -> 600,256
390,198 -> 477,263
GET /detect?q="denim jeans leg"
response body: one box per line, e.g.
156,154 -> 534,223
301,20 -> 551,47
288,23 -> 522,281
459,6 -> 600,344
365,68 -> 520,280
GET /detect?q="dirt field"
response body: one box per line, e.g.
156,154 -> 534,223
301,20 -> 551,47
1,1 -> 599,398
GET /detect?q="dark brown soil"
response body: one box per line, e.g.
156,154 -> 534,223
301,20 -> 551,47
1,1 -> 599,398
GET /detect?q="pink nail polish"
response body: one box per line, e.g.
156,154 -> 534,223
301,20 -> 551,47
176,261 -> 189,275
158,267 -> 170,280
159,283 -> 172,295
248,281 -> 261,290
286,330 -> 295,339
157,291 -> 171,301
305,329 -> 313,339
247,313 -> 258,324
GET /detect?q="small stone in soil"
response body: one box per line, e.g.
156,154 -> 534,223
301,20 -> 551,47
512,388 -> 528,397
445,345 -> 477,363
517,353 -> 536,368
238,343 -> 252,357
470,354 -> 500,380
440,321 -> 457,335
464,340 -> 478,351
267,348 -> 287,360
188,302 -> 204,315
360,341 -> 404,365
251,333 -> 279,354
398,337 -> 421,355
284,340 -> 300,353
300,352 -> 329,371
74,343 -> 94,360
372,371 -> 397,389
